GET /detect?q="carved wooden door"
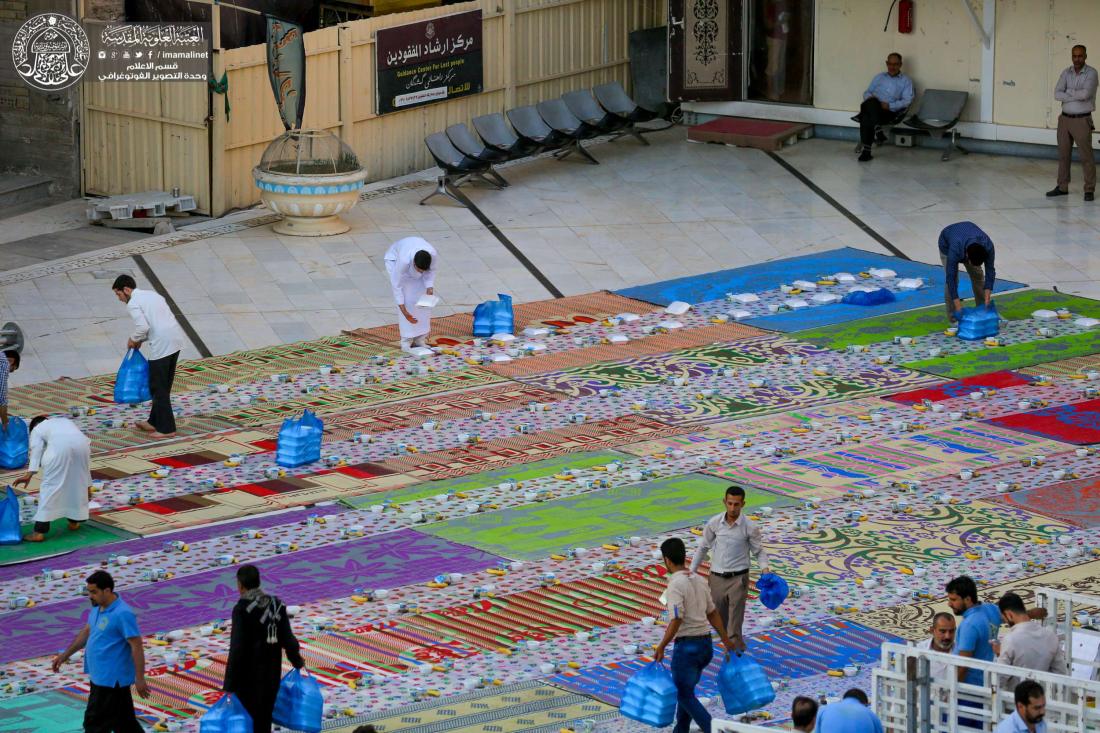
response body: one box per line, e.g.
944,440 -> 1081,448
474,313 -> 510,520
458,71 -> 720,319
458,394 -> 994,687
669,0 -> 743,102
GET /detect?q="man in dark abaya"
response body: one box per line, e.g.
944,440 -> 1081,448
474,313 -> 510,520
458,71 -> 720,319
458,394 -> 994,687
223,565 -> 305,733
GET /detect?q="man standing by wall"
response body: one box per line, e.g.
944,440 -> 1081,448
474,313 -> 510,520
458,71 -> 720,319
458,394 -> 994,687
1047,45 -> 1097,202
690,485 -> 770,652
857,53 -> 914,162
112,275 -> 185,438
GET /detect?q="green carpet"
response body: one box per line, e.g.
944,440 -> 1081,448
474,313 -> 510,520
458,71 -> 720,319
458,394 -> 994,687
796,289 -> 1100,350
905,331 -> 1100,378
341,451 -> 627,508
419,473 -> 795,560
0,690 -> 85,732
0,519 -> 133,566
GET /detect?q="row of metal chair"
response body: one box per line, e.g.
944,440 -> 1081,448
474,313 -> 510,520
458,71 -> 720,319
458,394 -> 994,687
421,81 -> 667,206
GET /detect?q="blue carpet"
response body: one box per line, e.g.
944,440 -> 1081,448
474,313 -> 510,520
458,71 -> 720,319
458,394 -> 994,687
615,247 -> 1026,332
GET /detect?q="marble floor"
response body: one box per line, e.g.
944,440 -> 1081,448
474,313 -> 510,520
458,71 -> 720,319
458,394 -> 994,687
3,129 -> 1097,384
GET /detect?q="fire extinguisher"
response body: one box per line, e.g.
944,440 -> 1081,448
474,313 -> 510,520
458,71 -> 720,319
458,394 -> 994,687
898,0 -> 914,33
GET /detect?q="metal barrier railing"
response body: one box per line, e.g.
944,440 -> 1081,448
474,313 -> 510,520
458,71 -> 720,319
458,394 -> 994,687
1036,586 -> 1100,681
873,641 -> 1100,732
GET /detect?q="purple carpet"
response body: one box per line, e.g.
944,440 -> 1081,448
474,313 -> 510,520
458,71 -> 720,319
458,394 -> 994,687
0,529 -> 501,664
0,504 -> 350,584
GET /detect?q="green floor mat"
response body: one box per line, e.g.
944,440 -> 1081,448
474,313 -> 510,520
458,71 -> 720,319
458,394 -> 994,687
796,289 -> 1100,350
418,473 -> 795,560
341,450 -> 626,508
905,330 -> 1100,378
0,690 -> 85,733
0,519 -> 134,566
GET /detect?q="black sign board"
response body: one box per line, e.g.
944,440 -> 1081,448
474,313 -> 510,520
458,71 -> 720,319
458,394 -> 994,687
376,10 -> 482,115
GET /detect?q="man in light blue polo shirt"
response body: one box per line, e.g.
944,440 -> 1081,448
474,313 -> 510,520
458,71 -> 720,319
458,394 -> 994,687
994,680 -> 1047,733
857,52 -> 914,162
52,570 -> 149,732
815,688 -> 884,733
946,575 -> 1002,686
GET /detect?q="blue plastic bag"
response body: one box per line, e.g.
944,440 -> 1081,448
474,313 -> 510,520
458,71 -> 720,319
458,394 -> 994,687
276,410 -> 324,468
717,653 -> 776,715
957,303 -> 1000,341
114,348 -> 151,404
273,668 -> 324,733
0,485 -> 21,545
0,418 -> 28,470
619,661 -> 677,727
199,692 -> 253,733
841,288 -> 896,307
756,573 -> 789,610
472,294 -> 514,337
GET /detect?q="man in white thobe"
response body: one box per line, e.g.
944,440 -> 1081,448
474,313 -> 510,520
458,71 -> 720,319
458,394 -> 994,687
13,416 -> 91,542
383,236 -> 438,350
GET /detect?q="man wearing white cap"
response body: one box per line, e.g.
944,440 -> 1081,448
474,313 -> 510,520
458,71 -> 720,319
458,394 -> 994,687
383,236 -> 438,351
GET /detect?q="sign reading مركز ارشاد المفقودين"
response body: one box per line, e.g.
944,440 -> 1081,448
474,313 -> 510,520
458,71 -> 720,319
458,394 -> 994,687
375,9 -> 483,115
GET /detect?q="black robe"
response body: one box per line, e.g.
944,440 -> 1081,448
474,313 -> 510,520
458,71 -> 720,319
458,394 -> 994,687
223,592 -> 305,733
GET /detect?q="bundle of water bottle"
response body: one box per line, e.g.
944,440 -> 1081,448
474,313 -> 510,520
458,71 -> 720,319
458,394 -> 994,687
200,668 -> 322,733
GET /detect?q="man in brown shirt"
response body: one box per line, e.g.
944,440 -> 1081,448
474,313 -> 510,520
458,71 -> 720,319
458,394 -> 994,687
655,537 -> 737,733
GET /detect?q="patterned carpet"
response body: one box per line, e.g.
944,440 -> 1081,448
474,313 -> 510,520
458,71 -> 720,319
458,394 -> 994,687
6,258 -> 1100,733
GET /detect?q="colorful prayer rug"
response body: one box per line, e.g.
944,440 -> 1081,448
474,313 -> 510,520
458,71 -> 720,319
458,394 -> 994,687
380,413 -> 690,482
333,681 -> 616,733
482,322 -> 768,378
346,291 -> 660,347
341,451 -> 628,509
0,519 -> 135,567
794,289 -> 1100,351
850,559 -> 1100,641
0,689 -> 89,733
992,477 -> 1100,528
6,337 -> 400,416
550,619 -> 900,704
210,368 -> 506,427
984,399 -> 1100,445
1020,354 -> 1100,378
0,529 -> 503,664
762,499 -> 1070,587
91,460 -> 415,535
884,371 -> 1037,404
419,473 -> 795,560
295,383 -> 569,442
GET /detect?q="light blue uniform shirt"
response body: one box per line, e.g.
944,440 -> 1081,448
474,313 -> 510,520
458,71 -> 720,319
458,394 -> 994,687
85,596 -> 141,687
955,602 -> 1002,686
815,697 -> 885,733
864,72 -> 915,112
994,710 -> 1047,733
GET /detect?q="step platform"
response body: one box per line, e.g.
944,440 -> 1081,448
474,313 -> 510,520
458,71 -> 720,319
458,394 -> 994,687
687,117 -> 812,151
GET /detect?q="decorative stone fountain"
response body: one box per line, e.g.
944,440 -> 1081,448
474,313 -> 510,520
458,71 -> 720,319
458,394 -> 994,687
253,129 -> 368,236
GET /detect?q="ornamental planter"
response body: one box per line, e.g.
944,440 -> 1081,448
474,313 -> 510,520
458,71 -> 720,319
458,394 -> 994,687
253,129 -> 368,237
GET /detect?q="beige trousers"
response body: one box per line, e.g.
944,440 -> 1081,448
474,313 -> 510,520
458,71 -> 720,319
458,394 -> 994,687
1057,114 -> 1096,193
940,252 -> 985,321
708,572 -> 750,650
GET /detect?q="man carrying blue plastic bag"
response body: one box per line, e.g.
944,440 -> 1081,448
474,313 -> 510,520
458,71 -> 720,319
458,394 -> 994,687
112,275 -> 185,438
223,565 -> 305,733
384,236 -> 438,351
938,221 -> 996,323
654,537 -> 737,733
